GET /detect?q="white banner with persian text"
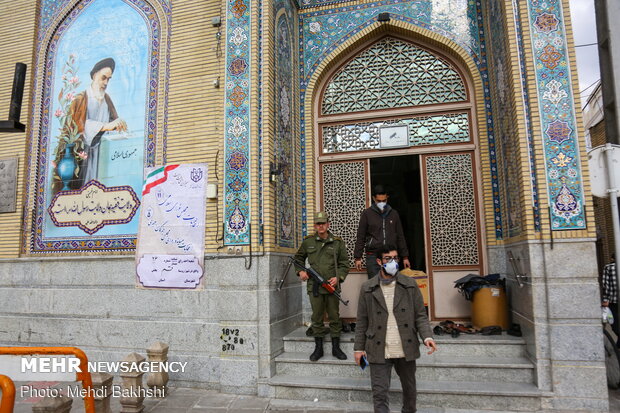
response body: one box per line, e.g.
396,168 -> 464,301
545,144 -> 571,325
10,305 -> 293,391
136,164 -> 207,289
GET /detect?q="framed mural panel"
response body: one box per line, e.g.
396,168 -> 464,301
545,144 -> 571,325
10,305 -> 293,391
26,0 -> 170,253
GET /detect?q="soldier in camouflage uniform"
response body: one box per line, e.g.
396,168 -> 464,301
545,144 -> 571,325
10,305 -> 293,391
295,211 -> 350,361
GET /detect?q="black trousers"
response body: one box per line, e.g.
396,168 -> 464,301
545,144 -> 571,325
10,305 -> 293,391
369,358 -> 417,413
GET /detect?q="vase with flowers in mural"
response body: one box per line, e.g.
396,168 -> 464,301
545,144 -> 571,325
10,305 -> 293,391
57,143 -> 76,191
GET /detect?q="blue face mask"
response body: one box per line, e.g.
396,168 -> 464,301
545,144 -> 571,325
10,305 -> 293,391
376,201 -> 387,210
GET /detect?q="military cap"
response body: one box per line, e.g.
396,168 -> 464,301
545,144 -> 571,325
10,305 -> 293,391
314,211 -> 329,224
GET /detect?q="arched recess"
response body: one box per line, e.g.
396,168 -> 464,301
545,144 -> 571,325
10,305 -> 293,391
274,11 -> 297,248
305,22 -> 490,320
22,0 -> 171,255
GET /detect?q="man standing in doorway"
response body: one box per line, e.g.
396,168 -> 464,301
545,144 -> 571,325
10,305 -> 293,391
354,245 -> 437,412
295,211 -> 350,361
354,185 -> 410,278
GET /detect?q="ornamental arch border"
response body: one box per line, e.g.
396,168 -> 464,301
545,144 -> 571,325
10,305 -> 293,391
21,0 -> 171,255
302,20 -> 492,248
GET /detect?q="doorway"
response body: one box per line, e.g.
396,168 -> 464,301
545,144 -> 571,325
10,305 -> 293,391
315,35 -> 484,321
369,155 -> 425,271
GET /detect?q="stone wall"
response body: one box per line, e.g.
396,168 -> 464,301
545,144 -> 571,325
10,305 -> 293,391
489,240 -> 607,411
0,253 -> 302,393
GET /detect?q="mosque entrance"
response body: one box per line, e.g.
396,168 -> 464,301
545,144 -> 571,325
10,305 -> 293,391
315,35 -> 485,320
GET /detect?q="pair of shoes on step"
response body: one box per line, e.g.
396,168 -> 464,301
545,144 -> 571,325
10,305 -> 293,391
435,320 -> 477,337
309,337 -> 347,361
434,324 -> 461,338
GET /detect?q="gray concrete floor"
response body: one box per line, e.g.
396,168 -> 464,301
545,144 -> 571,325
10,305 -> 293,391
8,381 -> 620,412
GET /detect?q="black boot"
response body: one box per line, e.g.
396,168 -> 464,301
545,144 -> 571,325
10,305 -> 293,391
331,337 -> 347,360
309,337 -> 324,362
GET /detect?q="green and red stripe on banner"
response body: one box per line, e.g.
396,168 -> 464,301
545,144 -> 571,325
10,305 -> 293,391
143,164 -> 180,195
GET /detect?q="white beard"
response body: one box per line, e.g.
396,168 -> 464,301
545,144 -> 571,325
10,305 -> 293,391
89,84 -> 106,102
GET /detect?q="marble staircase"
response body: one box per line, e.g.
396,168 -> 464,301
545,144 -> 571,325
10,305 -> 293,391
258,327 -> 543,412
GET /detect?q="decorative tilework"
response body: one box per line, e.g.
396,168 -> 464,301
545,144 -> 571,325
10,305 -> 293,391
39,0 -> 74,32
38,0 -> 172,42
512,0 -> 540,231
539,45 -> 562,70
526,0 -> 586,229
26,0 -> 170,254
485,0 -> 522,237
224,0 -> 252,244
275,13 -> 296,247
300,0 -> 480,84
533,12 -> 559,33
473,0 -> 502,239
296,0 -> 344,8
298,0 -> 504,238
257,0 -> 263,246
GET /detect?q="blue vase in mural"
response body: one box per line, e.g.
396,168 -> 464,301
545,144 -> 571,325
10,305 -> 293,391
57,143 -> 76,191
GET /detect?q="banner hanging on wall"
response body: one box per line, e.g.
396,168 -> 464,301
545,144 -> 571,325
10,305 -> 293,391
136,164 -> 207,289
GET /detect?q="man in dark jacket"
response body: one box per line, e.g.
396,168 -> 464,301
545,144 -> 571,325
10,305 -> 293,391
354,245 -> 436,413
354,185 -> 410,278
295,211 -> 350,361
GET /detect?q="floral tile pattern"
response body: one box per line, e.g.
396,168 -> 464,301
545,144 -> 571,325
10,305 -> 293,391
526,0 -> 585,229
224,0 -> 252,244
274,0 -> 297,247
511,0 -> 541,231
485,0 -> 525,238
300,0 -> 480,84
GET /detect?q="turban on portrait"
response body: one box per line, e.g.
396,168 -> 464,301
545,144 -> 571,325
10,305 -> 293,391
90,58 -> 116,79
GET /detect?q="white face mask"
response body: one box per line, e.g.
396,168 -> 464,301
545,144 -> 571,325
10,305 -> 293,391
382,260 -> 399,276
376,201 -> 387,210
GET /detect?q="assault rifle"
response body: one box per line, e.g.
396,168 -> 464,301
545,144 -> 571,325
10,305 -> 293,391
277,257 -> 349,306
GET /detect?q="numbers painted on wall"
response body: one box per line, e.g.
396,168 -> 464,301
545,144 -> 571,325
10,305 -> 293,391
220,328 -> 247,352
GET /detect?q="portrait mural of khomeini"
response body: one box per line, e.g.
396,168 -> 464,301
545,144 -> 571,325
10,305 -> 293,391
38,0 -> 151,243
51,57 -> 127,195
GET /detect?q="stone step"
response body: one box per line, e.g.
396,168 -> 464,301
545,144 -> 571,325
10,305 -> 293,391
267,397 -> 520,412
274,352 -> 535,383
283,328 -> 527,358
260,375 -> 542,412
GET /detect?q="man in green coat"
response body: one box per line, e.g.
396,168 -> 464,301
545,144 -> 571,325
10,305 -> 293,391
295,211 -> 349,361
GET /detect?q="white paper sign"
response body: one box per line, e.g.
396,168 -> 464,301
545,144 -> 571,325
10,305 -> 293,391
136,164 -> 207,289
136,254 -> 202,288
